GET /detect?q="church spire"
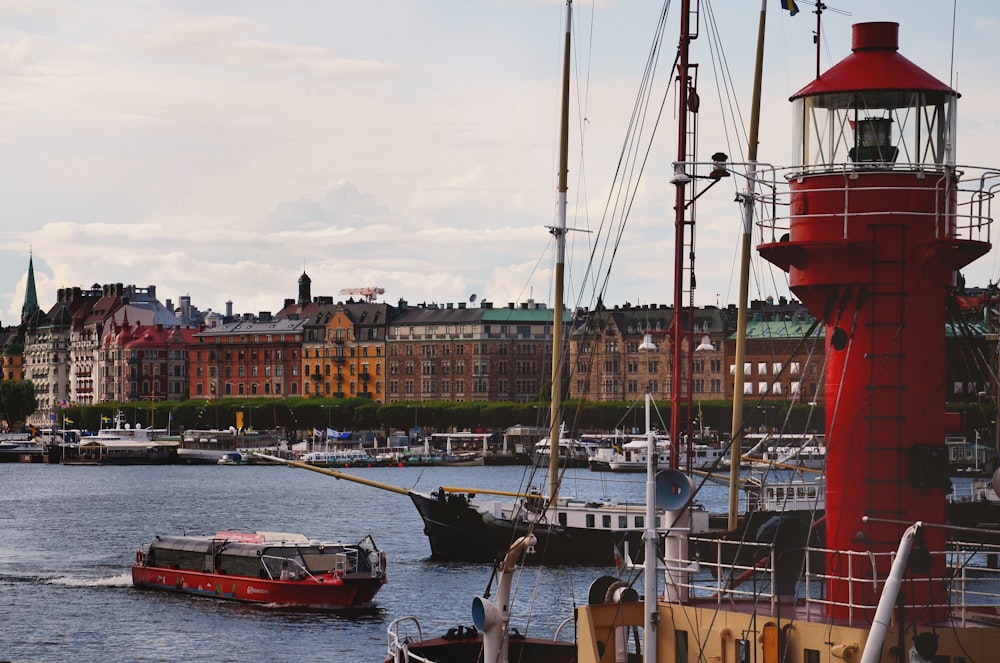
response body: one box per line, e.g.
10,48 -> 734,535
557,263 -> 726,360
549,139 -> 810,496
21,251 -> 39,323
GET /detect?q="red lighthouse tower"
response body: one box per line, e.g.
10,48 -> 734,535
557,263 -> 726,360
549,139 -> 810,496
759,22 -> 991,619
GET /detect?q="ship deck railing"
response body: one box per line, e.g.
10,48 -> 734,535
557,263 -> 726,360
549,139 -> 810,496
684,535 -> 1000,627
385,615 -> 575,663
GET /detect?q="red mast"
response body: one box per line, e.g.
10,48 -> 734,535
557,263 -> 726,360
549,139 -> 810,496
669,0 -> 697,469
759,22 -> 991,619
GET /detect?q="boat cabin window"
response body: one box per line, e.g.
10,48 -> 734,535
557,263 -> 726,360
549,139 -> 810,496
635,515 -> 644,528
619,515 -> 628,529
558,512 -> 567,526
149,538 -> 363,580
586,514 -> 595,528
804,650 -> 819,663
602,515 -> 611,528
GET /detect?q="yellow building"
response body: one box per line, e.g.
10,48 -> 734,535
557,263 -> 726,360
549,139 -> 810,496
302,302 -> 389,401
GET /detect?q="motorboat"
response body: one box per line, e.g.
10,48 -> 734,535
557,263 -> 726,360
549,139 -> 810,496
132,530 -> 386,609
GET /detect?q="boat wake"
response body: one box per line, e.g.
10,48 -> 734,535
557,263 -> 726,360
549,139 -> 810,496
248,600 -> 382,616
49,572 -> 132,588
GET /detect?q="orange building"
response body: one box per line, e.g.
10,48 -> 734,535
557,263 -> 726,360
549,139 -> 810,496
303,302 -> 391,401
1,348 -> 24,381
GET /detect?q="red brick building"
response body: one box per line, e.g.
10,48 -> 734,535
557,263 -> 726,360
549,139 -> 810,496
386,299 -> 559,403
189,317 -> 306,399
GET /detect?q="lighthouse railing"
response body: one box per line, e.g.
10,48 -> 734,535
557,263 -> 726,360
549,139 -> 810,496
754,163 -> 996,245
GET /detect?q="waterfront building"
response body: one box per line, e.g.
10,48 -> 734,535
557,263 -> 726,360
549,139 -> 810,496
189,316 -> 306,400
729,314 -> 824,409
386,299 -> 559,404
23,286 -> 103,425
100,319 -> 199,402
568,303 -> 727,404
72,283 -> 180,408
302,300 -> 393,401
7,250 -> 996,425
1,330 -> 24,381
167,294 -> 223,328
945,313 -> 993,404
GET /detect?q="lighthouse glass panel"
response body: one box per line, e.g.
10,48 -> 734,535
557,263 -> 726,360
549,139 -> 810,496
792,91 -> 954,171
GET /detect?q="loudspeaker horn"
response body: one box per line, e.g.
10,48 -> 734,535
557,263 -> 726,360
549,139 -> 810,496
655,469 -> 693,510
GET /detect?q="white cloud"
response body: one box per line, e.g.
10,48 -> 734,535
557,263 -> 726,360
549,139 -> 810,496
3,0 -> 1000,326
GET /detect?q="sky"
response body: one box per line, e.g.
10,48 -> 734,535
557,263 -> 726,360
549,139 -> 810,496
3,0 -> 1000,324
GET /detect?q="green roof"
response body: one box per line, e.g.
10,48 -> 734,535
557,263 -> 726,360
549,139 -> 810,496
737,319 -> 823,340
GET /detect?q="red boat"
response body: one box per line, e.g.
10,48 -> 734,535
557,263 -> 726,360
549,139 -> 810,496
131,530 -> 386,609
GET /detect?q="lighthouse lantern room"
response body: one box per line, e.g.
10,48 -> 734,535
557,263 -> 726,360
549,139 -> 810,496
758,21 -> 993,621
791,21 -> 955,170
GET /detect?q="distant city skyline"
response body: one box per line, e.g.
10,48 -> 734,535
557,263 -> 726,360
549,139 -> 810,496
3,2 -> 999,325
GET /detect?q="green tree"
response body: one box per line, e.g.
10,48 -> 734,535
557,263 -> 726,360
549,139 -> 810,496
0,380 -> 38,426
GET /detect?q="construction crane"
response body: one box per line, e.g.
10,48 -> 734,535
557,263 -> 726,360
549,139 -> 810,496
339,286 -> 385,303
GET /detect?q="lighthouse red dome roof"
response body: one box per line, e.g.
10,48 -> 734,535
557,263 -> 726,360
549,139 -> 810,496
790,22 -> 957,101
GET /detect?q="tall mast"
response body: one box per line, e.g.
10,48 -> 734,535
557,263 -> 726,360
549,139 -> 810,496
728,0 -> 768,529
669,0 -> 695,468
548,0 -> 572,504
